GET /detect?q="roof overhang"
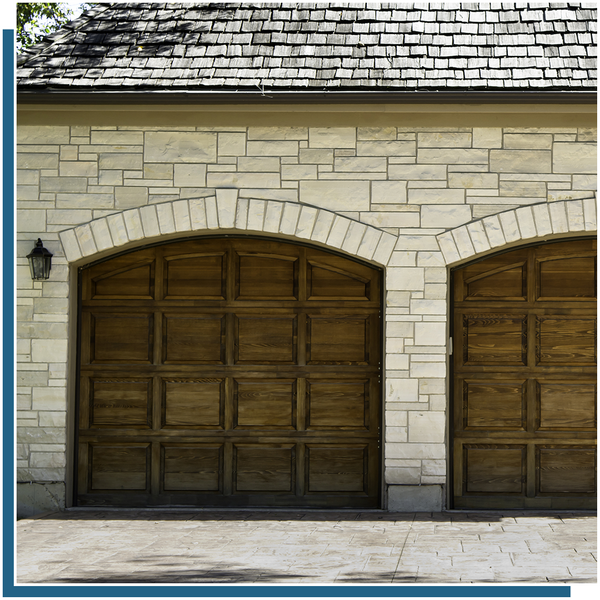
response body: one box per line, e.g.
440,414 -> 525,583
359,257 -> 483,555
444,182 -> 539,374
16,90 -> 598,106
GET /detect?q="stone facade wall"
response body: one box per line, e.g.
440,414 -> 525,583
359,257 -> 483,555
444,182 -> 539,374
16,122 -> 597,514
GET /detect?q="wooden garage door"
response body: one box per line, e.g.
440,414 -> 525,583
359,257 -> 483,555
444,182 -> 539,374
76,237 -> 382,508
452,239 -> 597,509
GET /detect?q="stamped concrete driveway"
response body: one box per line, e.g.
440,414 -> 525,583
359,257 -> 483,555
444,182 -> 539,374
17,510 -> 597,584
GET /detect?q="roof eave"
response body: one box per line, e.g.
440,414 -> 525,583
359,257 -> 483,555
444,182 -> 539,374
16,89 -> 598,106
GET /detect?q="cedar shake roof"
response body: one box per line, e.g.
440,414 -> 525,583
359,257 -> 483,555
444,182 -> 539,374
17,2 -> 598,101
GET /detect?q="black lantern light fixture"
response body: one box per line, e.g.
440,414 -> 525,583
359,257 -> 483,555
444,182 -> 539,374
27,239 -> 53,281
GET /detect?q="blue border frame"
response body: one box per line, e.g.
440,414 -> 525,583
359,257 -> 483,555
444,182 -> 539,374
1,25 -> 576,600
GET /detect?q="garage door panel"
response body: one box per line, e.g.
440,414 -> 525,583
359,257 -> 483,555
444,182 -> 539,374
92,261 -> 155,299
464,263 -> 527,301
162,378 -> 224,429
308,316 -> 369,364
163,314 -> 225,364
461,380 -> 526,431
462,315 -> 527,365
90,378 -> 152,429
234,379 -> 296,429
536,317 -> 596,364
237,254 -> 298,300
307,380 -> 369,430
89,443 -> 150,491
236,316 -> 297,364
91,314 -> 153,364
537,447 -> 597,494
537,382 -> 597,431
537,256 -> 596,300
307,445 -> 367,493
308,262 -> 370,300
234,444 -> 296,493
463,445 -> 526,495
162,444 -> 222,492
164,254 -> 226,299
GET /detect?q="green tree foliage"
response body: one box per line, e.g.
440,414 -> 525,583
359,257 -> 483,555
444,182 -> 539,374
17,3 -> 96,52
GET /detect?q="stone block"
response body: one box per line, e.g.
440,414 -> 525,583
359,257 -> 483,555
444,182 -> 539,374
145,131 -> 217,163
408,188 -> 465,204
91,130 -> 144,145
218,132 -> 246,156
278,202 -> 301,236
17,370 -> 48,387
549,201 -> 569,233
388,164 -> 447,180
418,132 -> 471,148
309,127 -> 356,149
59,229 -> 82,262
247,140 -> 298,156
299,180 -> 369,211
360,211 -> 419,228
173,200 -> 192,231
207,172 -> 280,188
388,484 -> 444,511
386,378 -> 419,403
17,185 -> 40,201
17,210 -> 46,233
90,218 -> 113,251
504,134 -> 553,149
99,153 -> 142,170
248,126 -> 308,140
356,226 -> 383,261
385,467 -> 420,484
31,387 -> 66,410
263,201 -> 284,233
247,199 -> 266,231
326,216 -> 350,248
387,267 -> 424,291
409,411 -> 446,443
122,208 -> 144,240
386,353 -> 409,370
40,177 -> 87,193
56,193 -> 114,209
213,190 -> 235,230
499,211 -> 521,243
114,186 -> 149,209
453,227 -> 475,258
421,205 -> 471,228
310,210 -> 335,243
410,360 -> 446,378
583,198 -> 597,231
139,205 -> 160,238
566,200 -> 585,231
18,126 -> 70,144
386,411 -> 408,427
144,163 -> 173,180
357,127 -> 397,140
418,148 -> 488,164
356,141 -> 415,156
29,452 -> 66,468
238,157 -> 280,172
299,148 -> 334,164
174,164 -> 207,187
189,198 -> 207,230
500,181 -> 546,197
17,482 -> 65,518
371,180 -> 407,204
333,156 -> 387,173
553,143 -> 597,174
17,153 -> 59,170
572,175 -> 597,191
59,161 -> 97,177
490,150 -> 552,173
281,164 -> 318,180
472,128 -> 502,148
415,322 -> 445,346
448,172 -> 498,189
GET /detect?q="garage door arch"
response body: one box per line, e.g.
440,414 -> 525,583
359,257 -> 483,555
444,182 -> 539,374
75,235 -> 383,508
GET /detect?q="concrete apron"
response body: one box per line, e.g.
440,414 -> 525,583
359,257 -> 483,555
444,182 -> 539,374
16,509 -> 597,584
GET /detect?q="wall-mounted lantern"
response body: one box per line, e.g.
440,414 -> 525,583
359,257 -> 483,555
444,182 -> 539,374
27,239 -> 53,281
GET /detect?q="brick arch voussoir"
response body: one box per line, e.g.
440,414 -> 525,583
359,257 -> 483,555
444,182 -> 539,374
436,198 -> 597,267
59,192 -> 400,268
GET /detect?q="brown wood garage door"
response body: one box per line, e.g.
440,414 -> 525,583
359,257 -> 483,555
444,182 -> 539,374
452,238 -> 597,509
76,237 -> 382,508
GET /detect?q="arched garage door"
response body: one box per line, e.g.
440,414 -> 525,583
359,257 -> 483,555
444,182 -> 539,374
452,238 -> 596,509
76,237 -> 382,508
